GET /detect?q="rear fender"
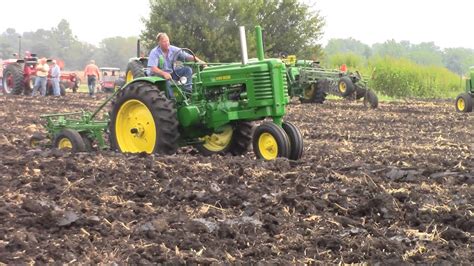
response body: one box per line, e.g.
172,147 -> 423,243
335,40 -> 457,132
125,76 -> 168,93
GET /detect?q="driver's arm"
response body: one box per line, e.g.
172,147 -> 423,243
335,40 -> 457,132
151,66 -> 171,80
185,54 -> 207,67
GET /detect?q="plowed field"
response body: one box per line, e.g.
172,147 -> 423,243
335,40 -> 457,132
0,94 -> 472,264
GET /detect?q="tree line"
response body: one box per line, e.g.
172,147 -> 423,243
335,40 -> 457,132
1,0 -> 473,93
324,38 -> 474,76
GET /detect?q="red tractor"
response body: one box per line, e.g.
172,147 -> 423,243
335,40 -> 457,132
54,59 -> 80,93
1,52 -> 38,95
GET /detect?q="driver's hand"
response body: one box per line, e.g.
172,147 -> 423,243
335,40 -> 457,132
162,72 -> 172,80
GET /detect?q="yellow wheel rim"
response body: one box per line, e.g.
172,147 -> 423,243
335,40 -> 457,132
457,98 -> 465,111
339,82 -> 347,94
258,132 -> 278,160
126,71 -> 134,83
30,139 -> 39,147
304,84 -> 315,99
116,99 -> 156,153
202,125 -> 233,152
58,138 -> 72,150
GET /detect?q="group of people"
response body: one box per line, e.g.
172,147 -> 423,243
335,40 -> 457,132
32,31 -> 205,98
30,57 -> 101,98
31,58 -> 61,96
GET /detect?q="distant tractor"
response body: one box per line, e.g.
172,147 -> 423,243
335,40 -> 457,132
282,55 -> 378,108
1,52 -> 38,95
99,67 -> 125,92
455,66 -> 474,112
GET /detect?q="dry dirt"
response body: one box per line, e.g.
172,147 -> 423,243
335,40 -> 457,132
0,93 -> 473,264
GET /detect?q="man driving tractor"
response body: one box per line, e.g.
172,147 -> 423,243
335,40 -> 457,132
147,32 -> 207,97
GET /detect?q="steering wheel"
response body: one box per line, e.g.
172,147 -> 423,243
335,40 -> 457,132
171,48 -> 197,78
279,51 -> 288,59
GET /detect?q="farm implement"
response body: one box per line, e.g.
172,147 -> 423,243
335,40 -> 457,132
281,55 -> 378,108
455,66 -> 474,112
32,26 -> 304,161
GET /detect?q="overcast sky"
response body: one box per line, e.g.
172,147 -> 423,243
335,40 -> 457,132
317,0 -> 474,49
1,0 -> 474,50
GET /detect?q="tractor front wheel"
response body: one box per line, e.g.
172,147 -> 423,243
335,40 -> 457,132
282,121 -> 304,160
455,92 -> 473,112
109,81 -> 179,154
53,129 -> 87,152
253,122 -> 290,160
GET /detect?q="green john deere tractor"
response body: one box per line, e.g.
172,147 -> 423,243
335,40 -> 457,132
281,55 -> 378,108
34,26 -> 304,161
455,66 -> 474,112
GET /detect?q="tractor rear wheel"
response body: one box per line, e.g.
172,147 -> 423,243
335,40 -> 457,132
125,60 -> 146,83
300,82 -> 327,104
109,81 -> 179,154
338,76 -> 355,98
253,122 -> 290,160
53,129 -> 87,152
282,121 -> 304,160
455,92 -> 473,112
2,63 -> 24,95
363,89 -> 379,109
313,80 -> 328,104
196,121 -> 254,156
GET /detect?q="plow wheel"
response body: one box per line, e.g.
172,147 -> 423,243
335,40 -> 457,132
253,122 -> 290,160
455,93 -> 473,112
109,82 -> 179,154
196,121 -> 254,156
2,63 -> 24,95
363,89 -> 379,109
125,60 -> 146,83
282,121 -> 304,160
53,129 -> 86,152
29,132 -> 46,148
338,76 -> 355,97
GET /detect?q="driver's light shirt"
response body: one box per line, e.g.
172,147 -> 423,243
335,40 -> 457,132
147,45 -> 189,75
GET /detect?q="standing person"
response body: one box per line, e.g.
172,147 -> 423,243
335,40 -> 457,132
84,60 -> 100,97
32,57 -> 49,96
49,60 -> 61,96
147,32 -> 206,98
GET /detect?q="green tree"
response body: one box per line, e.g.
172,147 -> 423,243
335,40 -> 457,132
324,38 -> 371,59
372,39 -> 410,58
443,47 -> 474,75
408,42 -> 443,66
141,0 -> 324,62
96,37 -> 139,68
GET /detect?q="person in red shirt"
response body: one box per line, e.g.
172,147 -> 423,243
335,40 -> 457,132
84,60 -> 100,97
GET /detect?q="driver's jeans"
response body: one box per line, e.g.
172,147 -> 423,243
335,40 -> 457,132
167,66 -> 192,98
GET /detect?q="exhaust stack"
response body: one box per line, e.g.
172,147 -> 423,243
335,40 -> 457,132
137,39 -> 141,58
239,26 -> 248,65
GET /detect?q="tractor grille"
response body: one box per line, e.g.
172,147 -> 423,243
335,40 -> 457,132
251,69 -> 287,101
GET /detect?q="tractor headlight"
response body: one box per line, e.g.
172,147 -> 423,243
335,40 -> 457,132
179,76 -> 187,85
